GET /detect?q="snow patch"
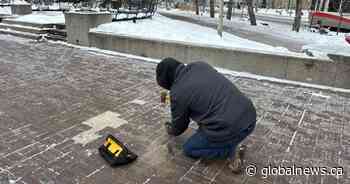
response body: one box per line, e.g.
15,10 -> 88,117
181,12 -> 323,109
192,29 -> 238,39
255,8 -> 309,21
12,0 -> 30,5
304,92 -> 331,99
130,99 -> 147,105
85,149 -> 93,157
31,2 -> 73,10
302,34 -> 350,57
160,9 -> 350,58
15,12 -> 65,24
0,7 -> 11,15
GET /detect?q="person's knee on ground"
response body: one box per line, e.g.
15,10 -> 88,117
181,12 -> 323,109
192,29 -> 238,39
182,132 -> 204,159
182,144 -> 233,160
182,140 -> 198,158
182,132 -> 236,160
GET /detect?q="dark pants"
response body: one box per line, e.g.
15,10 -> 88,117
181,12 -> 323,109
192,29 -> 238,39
183,123 -> 255,159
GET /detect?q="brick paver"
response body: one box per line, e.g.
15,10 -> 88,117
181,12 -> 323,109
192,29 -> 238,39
0,35 -> 349,184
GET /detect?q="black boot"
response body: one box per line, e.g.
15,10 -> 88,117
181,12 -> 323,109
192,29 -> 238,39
228,144 -> 246,174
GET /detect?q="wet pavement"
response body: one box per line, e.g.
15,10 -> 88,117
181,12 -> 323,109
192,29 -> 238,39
0,35 -> 349,184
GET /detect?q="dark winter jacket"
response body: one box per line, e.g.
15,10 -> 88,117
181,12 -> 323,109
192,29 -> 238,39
159,60 -> 256,143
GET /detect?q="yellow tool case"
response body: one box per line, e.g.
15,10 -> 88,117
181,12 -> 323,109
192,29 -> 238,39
99,134 -> 138,166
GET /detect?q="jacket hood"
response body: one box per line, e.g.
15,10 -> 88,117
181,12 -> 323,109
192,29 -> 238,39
156,58 -> 182,90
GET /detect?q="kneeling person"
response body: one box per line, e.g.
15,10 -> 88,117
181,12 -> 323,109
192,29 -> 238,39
156,58 -> 256,171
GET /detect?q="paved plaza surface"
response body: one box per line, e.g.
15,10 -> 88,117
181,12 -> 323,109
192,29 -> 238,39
0,35 -> 349,184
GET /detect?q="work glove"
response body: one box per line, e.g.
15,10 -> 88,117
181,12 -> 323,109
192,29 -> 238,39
165,121 -> 175,135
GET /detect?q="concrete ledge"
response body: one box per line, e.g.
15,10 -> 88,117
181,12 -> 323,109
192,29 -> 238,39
65,11 -> 112,46
0,28 -> 40,39
1,19 -> 55,28
11,4 -> 32,15
0,22 -> 45,34
88,31 -> 350,89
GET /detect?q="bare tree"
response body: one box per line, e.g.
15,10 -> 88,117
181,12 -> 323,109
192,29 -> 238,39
287,0 -> 292,11
194,0 -> 199,15
217,0 -> 224,37
165,0 -> 169,10
210,0 -> 215,18
246,0 -> 257,25
271,0 -> 276,9
226,0 -> 234,20
292,0 -> 302,32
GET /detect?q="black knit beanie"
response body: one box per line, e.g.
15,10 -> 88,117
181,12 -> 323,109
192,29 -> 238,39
156,58 -> 182,90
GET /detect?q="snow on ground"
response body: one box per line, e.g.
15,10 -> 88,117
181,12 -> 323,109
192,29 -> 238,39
168,8 -> 309,23
92,14 -> 308,57
161,9 -> 311,41
12,0 -> 30,5
160,9 -> 350,58
14,11 -> 65,24
303,34 -> 350,57
0,7 -> 11,15
31,3 -> 73,10
255,8 -> 309,20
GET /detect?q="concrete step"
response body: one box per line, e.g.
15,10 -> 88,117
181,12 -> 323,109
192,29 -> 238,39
0,27 -> 67,41
0,18 -> 67,41
46,33 -> 66,41
0,15 -> 13,22
0,28 -> 41,40
0,22 -> 46,34
47,28 -> 66,36
46,28 -> 66,41
1,19 -> 54,28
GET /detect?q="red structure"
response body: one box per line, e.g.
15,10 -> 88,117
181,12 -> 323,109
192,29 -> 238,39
346,35 -> 350,44
310,0 -> 350,31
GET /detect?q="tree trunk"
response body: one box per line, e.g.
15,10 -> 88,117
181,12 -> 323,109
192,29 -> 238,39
246,0 -> 257,25
165,0 -> 169,10
293,0 -> 302,32
217,0 -> 224,37
210,0 -> 215,18
226,0 -> 233,20
319,0 -> 324,11
337,0 -> 344,35
271,0 -> 276,9
287,0 -> 291,10
194,0 -> 199,15
324,0 -> 330,12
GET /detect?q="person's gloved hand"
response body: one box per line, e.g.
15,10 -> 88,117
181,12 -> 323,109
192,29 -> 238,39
165,122 -> 175,135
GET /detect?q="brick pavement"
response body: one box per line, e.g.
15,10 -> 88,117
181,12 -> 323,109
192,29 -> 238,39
0,35 -> 349,184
